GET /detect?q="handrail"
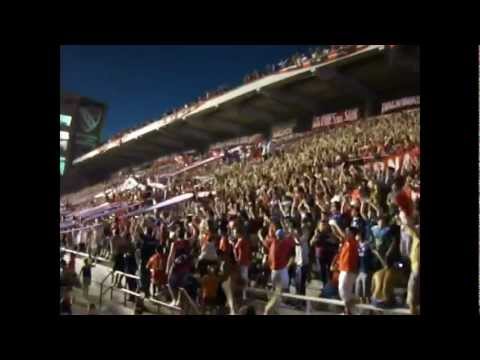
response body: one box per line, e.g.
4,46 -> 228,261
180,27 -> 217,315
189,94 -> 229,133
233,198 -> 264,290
119,288 -> 182,312
98,269 -> 137,309
99,270 -> 114,307
246,287 -> 411,315
166,284 -> 176,303
178,288 -> 201,315
111,271 -> 198,314
98,269 -> 182,314
61,250 -> 177,313
113,271 -> 139,280
62,246 -> 408,315
61,246 -> 114,308
61,247 -> 110,264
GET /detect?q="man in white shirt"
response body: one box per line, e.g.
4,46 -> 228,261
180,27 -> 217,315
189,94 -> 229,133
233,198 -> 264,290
399,223 -> 412,260
261,140 -> 272,161
199,239 -> 218,263
86,227 -> 95,257
268,140 -> 275,157
293,220 -> 311,296
74,229 -> 83,252
261,142 -> 268,160
72,229 -> 79,249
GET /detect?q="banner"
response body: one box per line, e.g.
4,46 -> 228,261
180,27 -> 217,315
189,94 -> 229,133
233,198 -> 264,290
60,221 -> 76,230
210,149 -> 223,157
302,60 -> 312,68
73,98 -> 107,158
272,124 -> 294,139
312,108 -> 359,129
327,52 -> 338,60
171,154 -> 224,177
77,202 -> 128,220
118,177 -> 137,192
60,114 -> 73,176
174,155 -> 186,166
279,64 -> 297,73
147,179 -> 167,190
81,202 -> 141,223
94,192 -> 106,199
60,223 -> 103,234
361,147 -> 419,173
227,146 -> 242,154
72,202 -> 112,218
197,191 -> 216,198
210,133 -> 261,151
127,193 -> 194,217
381,96 -> 420,114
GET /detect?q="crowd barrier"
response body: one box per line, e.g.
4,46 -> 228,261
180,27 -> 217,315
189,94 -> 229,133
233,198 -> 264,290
62,248 -> 410,315
98,270 -> 183,314
246,287 -> 411,315
61,247 -> 110,264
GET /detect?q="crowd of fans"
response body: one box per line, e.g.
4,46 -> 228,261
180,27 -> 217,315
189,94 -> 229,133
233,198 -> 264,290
243,45 -> 363,84
61,107 -> 419,315
100,45 -> 370,148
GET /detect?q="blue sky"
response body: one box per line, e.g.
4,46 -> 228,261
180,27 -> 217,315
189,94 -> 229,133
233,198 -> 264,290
61,45 -> 319,141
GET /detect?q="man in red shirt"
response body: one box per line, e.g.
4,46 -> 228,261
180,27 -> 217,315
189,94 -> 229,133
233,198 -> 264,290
391,178 -> 414,222
219,227 -> 233,261
234,226 -> 251,300
258,227 -> 295,292
146,245 -> 167,298
330,221 -> 359,315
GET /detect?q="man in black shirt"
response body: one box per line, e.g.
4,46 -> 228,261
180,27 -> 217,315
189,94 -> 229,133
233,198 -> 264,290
137,225 -> 157,298
310,220 -> 337,285
124,246 -> 138,301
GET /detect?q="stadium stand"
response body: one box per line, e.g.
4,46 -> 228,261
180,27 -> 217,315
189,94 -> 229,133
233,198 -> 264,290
61,105 -> 420,315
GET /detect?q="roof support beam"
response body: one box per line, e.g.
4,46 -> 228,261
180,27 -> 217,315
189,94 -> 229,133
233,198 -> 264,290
176,125 -> 212,143
115,153 -> 143,163
202,117 -> 247,135
313,67 -> 377,100
152,130 -> 188,149
390,46 -> 419,74
258,88 -> 320,115
177,119 -> 210,134
236,106 -> 278,125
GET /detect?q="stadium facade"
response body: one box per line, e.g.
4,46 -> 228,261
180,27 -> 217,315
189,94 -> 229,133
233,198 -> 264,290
61,45 -> 419,197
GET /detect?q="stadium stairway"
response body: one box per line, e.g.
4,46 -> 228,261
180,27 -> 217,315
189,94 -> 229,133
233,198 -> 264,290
65,254 -> 341,315
63,250 -> 409,315
67,256 -> 171,315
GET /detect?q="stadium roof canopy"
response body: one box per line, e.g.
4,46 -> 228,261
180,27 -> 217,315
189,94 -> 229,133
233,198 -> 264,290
64,45 -> 419,190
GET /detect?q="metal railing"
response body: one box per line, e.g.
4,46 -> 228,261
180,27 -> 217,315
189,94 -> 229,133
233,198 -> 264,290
98,270 -> 182,314
177,288 -> 201,315
60,247 -> 110,264
98,269 -> 115,307
246,287 -> 411,315
61,246 -> 409,315
61,247 -> 114,308
61,247 -> 182,314
119,288 -> 182,314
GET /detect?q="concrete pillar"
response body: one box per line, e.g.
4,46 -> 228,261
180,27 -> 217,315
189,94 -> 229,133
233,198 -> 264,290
364,98 -> 379,118
261,126 -> 272,140
294,113 -> 314,133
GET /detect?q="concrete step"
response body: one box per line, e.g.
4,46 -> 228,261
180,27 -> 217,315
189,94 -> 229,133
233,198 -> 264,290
250,299 -> 338,315
307,279 -> 324,290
